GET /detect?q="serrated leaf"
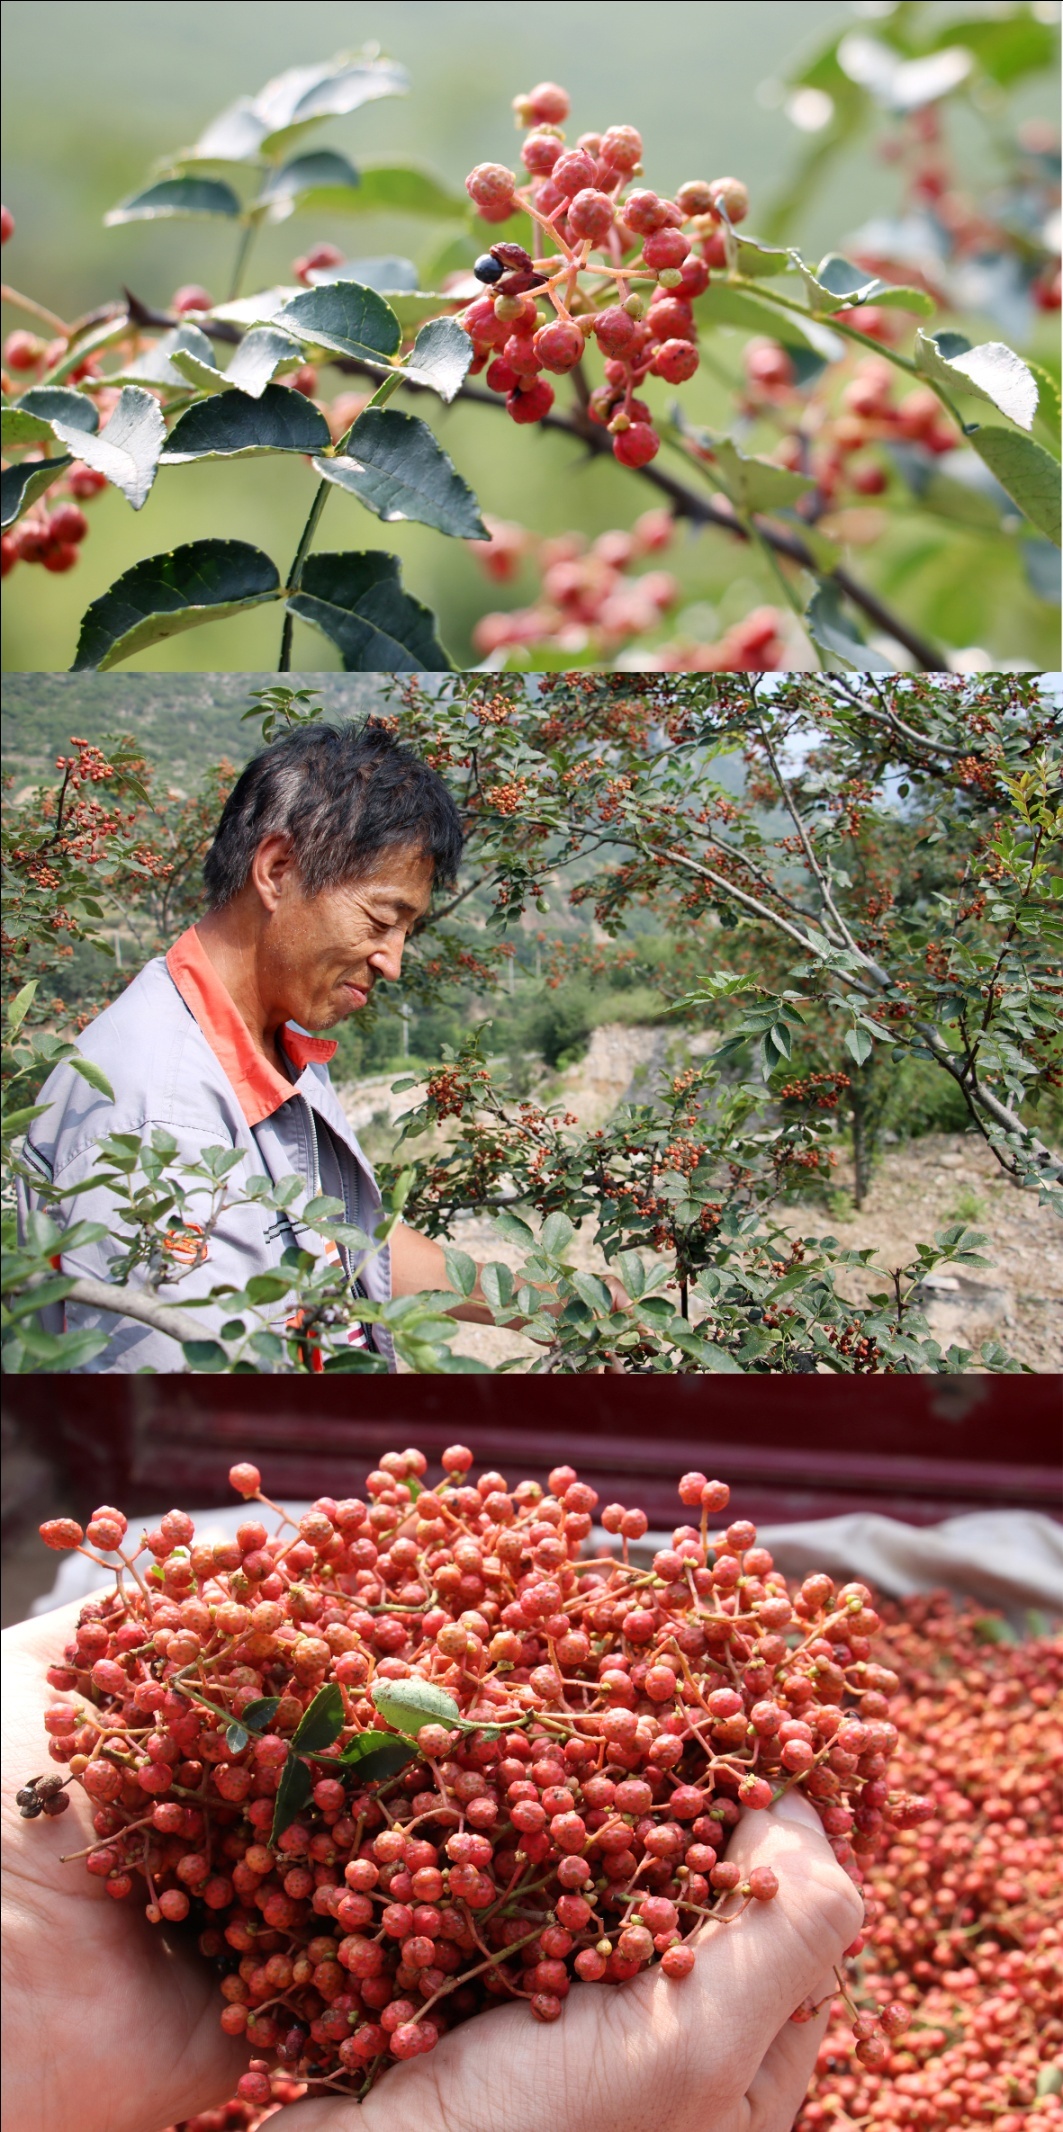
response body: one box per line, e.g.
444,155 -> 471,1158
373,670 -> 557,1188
4,387 -> 99,447
225,327 -> 305,397
805,581 -> 897,672
613,1250 -> 647,1303
225,1721 -> 249,1752
540,1210 -> 575,1258
441,1246 -> 477,1298
72,539 -> 281,670
182,1340 -> 230,1371
690,427 -> 816,515
1027,360 -> 1061,448
316,408 -> 485,537
291,1682 -> 345,1753
106,176 -> 243,225
797,253 -> 933,315
1,455 -> 72,528
118,324 -> 220,390
5,980 -> 38,1035
287,550 -> 450,671
491,1208 -> 535,1247
480,1261 -> 515,1316
274,280 -> 402,366
162,381 -> 331,461
968,428 -> 1061,546
51,386 -> 164,510
244,1271 -> 292,1304
845,1026 -> 873,1066
69,1055 -> 116,1100
342,1736 -> 418,1781
401,317 -> 473,404
571,1271 -> 615,1315
731,232 -> 792,278
270,1753 -> 313,1842
258,149 -> 360,217
914,330 -> 1039,431
886,440 -> 1013,531
370,1677 -> 459,1738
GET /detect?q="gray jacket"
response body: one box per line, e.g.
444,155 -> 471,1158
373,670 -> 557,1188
18,949 -> 393,1372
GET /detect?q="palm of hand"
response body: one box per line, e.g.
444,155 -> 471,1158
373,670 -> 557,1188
1,1604 -> 246,2132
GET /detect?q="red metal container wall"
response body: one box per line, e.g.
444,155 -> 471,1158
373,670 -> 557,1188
6,1376 -> 1060,1527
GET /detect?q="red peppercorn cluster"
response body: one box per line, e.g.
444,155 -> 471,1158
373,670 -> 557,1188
460,81 -> 747,464
799,1591 -> 1063,2132
31,1454 -> 922,2107
0,470 -> 103,578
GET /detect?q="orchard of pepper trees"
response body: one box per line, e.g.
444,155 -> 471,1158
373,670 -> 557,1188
3,671 -> 1060,1374
2,29 -> 1059,675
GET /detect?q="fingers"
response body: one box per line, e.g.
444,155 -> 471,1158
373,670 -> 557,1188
653,1789 -> 862,2105
745,1967 -> 835,2132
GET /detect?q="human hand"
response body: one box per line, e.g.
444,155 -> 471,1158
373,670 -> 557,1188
282,1790 -> 863,2132
1,1601 -> 248,2132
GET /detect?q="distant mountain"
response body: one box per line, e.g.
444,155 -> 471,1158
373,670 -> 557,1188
1,674 -> 394,783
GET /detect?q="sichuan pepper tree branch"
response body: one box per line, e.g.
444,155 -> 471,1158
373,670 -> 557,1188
118,291 -> 947,674
636,834 -> 1058,1178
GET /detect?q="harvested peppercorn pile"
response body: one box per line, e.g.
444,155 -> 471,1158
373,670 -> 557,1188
28,1448 -> 927,2106
798,1592 -> 1063,2132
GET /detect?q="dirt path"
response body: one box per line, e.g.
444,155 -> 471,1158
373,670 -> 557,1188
337,1027 -> 1062,1373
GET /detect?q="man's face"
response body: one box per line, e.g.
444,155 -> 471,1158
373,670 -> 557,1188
264,842 -> 436,1032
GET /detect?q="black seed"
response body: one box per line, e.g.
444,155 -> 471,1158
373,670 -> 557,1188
473,253 -> 505,284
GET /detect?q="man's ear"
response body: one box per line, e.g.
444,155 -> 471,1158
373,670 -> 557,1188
249,833 -> 298,914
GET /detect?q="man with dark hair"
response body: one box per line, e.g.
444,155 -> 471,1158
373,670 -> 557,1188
21,722 -> 622,1370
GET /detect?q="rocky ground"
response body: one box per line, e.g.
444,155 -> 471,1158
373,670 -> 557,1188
336,1025 -> 1062,1375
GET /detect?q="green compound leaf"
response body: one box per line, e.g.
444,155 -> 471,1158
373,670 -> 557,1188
49,386 -> 164,510
370,1677 -> 460,1738
1,456 -> 72,528
274,279 -> 402,366
257,148 -> 361,217
968,427 -> 1062,546
401,317 -> 474,403
161,382 -> 332,461
805,581 -> 897,672
3,387 -> 99,447
914,329 -> 1039,431
315,408 -> 486,537
106,176 -> 243,225
270,1753 -> 313,1843
291,1682 -> 345,1753
72,539 -> 281,670
287,550 -> 451,671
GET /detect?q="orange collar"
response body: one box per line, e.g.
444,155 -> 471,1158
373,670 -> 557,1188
166,925 -> 337,1129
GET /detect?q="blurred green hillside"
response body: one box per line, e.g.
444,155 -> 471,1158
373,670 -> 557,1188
2,0 -> 1058,671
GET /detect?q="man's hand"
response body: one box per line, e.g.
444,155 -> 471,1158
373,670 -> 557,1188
2,1603 -> 248,2132
283,1790 -> 862,2132
2,1607 -> 861,2132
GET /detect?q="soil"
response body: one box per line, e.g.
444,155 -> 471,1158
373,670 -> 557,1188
335,1025 -> 1063,1374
